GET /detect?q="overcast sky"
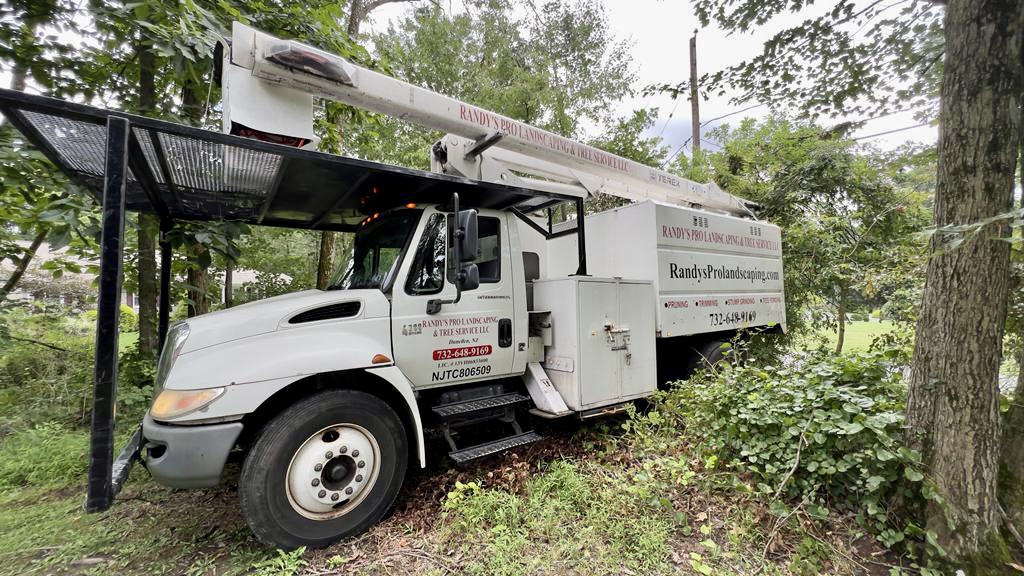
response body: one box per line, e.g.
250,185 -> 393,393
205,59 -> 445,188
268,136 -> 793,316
366,0 -> 939,156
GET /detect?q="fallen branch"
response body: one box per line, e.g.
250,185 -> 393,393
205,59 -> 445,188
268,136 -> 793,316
1000,503 -> 1024,553
5,335 -> 70,352
771,420 -> 811,503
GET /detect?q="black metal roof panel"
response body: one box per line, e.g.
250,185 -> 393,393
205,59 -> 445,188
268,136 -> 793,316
0,89 -> 572,232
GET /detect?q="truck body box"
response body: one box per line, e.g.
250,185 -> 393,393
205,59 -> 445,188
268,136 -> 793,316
530,200 -> 786,337
532,277 -> 657,411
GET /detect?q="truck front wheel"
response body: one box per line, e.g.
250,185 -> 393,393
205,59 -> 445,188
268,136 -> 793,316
239,389 -> 408,549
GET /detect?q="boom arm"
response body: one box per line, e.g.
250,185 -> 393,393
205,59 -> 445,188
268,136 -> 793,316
223,22 -> 756,217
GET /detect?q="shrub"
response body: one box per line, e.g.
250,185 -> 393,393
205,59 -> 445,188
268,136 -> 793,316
0,423 -> 90,487
0,309 -> 153,433
80,305 -> 137,333
642,348 -> 933,550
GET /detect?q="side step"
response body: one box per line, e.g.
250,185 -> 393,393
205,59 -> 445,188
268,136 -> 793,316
432,392 -> 530,420
448,430 -> 542,466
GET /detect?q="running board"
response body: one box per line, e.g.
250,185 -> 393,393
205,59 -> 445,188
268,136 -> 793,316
432,392 -> 530,420
448,430 -> 542,466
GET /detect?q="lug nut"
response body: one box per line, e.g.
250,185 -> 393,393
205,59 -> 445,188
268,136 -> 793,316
345,487 -> 353,495
325,451 -> 333,459
331,493 -> 340,501
311,479 -> 320,487
318,490 -> 327,498
355,474 -> 363,482
314,463 -> 323,472
352,450 -> 360,457
357,461 -> 365,468
339,446 -> 347,454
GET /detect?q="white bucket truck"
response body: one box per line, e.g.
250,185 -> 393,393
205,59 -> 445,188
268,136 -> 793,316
138,23 -> 786,548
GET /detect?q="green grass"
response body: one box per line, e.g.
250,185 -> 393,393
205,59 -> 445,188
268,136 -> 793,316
819,320 -> 901,353
441,460 -> 674,575
119,331 -> 138,353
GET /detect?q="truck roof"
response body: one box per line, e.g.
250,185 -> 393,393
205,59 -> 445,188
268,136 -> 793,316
0,89 -> 578,232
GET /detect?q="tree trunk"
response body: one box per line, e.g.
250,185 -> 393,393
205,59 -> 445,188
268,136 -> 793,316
186,245 -> 210,318
0,230 -> 46,301
835,282 -> 847,355
347,0 -> 365,37
316,232 -> 335,289
135,39 -> 159,360
904,0 -> 1023,565
224,259 -> 234,308
181,80 -> 210,318
136,215 -> 158,358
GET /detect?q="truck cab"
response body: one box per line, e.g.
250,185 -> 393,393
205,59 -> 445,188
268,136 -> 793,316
142,202 -> 542,549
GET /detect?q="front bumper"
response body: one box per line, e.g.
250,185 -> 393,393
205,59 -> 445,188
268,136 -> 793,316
142,413 -> 244,489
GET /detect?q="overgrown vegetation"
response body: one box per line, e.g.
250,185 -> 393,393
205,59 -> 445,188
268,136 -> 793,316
650,348 -> 941,554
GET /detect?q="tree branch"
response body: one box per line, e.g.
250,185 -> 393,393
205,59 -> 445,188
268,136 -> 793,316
6,335 -> 70,352
0,229 -> 48,301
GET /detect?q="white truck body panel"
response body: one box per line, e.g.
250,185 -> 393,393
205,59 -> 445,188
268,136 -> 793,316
532,277 -> 657,411
523,200 -> 786,336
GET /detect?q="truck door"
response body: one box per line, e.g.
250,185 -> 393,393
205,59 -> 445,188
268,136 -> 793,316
391,207 -> 516,387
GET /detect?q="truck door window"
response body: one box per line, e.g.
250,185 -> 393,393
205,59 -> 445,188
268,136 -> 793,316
446,216 -> 500,286
405,213 -> 446,295
476,217 -> 501,283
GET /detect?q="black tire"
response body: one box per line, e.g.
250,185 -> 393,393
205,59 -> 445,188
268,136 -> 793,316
685,340 -> 730,376
239,389 -> 408,550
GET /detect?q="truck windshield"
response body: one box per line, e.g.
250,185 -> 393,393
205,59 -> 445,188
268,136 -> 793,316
329,209 -> 422,291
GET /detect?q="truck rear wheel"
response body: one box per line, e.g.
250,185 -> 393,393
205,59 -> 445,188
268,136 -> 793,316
239,389 -> 408,549
686,340 -> 730,375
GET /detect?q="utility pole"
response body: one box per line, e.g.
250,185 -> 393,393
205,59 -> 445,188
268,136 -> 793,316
689,30 -> 700,156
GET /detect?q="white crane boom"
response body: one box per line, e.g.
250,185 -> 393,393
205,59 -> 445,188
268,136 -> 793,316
222,22 -> 756,217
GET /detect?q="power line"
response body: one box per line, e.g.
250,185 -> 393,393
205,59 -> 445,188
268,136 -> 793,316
661,135 -> 691,168
700,103 -> 765,127
656,96 -> 681,141
852,122 -> 931,141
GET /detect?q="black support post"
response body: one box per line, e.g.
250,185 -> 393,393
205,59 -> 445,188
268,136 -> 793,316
157,226 -> 172,352
574,198 -> 588,276
85,116 -> 129,513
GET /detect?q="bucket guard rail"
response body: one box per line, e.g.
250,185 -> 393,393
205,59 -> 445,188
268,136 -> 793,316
0,88 -> 588,512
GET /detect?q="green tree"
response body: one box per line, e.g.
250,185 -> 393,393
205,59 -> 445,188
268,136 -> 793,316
584,108 -> 669,214
701,118 -> 928,349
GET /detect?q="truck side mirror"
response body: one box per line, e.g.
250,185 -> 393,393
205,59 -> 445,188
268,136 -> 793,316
426,193 -> 478,315
458,263 -> 479,291
456,208 -> 478,262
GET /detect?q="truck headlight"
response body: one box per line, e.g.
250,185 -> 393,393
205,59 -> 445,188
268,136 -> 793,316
151,387 -> 225,420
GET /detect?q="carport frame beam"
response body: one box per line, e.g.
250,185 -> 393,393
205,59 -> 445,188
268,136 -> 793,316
84,116 -> 129,513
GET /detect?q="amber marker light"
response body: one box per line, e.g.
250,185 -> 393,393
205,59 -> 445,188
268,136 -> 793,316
405,203 -> 417,209
371,354 -> 392,364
